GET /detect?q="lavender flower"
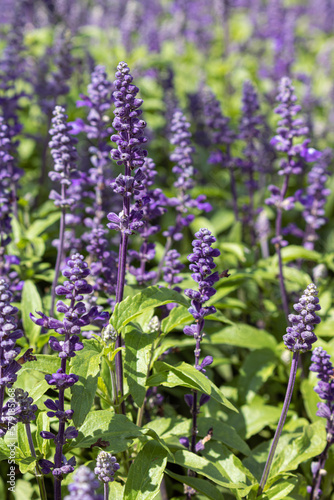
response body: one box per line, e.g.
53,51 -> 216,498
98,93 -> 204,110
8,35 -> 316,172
306,347 -> 334,499
0,279 -> 23,436
48,105 -> 78,315
265,77 -> 321,321
258,284 -> 321,495
107,61 -> 147,412
31,254 -> 106,499
202,88 -> 238,219
64,465 -> 102,500
180,229 -> 220,458
95,451 -> 120,483
239,81 -> 263,243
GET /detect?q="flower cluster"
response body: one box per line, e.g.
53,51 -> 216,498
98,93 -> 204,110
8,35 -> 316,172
283,283 -> 321,352
0,279 -> 36,436
163,110 -> 211,241
184,229 -> 220,330
12,388 -> 38,424
307,347 -> 334,499
48,106 -> 79,208
64,465 -> 102,500
31,254 -> 108,482
94,451 -> 120,483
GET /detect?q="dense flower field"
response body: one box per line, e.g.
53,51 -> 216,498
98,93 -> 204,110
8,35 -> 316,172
1,1 -> 334,499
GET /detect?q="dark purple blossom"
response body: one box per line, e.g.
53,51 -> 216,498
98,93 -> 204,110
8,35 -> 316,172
283,283 -> 320,352
64,465 -> 102,500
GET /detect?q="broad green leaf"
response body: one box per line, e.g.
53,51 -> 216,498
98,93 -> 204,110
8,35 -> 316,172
29,379 -> 50,404
208,324 -> 277,350
197,418 -> 250,456
21,280 -> 43,347
36,412 -> 51,456
111,286 -> 189,333
68,411 -> 142,452
238,349 -> 277,403
123,440 -> 168,500
227,401 -> 282,439
109,481 -> 125,499
263,478 -> 297,499
17,423 -> 31,458
269,421 -> 327,480
124,329 -> 155,407
20,354 -> 60,375
147,361 -> 237,412
70,340 -> 103,427
0,439 -> 11,461
202,441 -> 255,485
281,245 -> 320,263
171,450 -> 251,492
220,242 -> 247,262
300,377 -> 322,423
165,470 -> 224,500
161,306 -> 192,335
25,212 -> 60,239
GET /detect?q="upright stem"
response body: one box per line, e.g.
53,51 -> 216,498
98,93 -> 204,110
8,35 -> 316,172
309,441 -> 331,500
275,174 -> 290,323
54,355 -> 67,500
50,185 -> 66,316
104,482 -> 109,500
114,163 -> 131,415
258,352 -> 299,496
25,422 -> 48,500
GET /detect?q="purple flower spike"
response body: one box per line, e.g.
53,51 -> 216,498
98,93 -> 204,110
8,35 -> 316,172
307,347 -> 334,498
94,451 -> 120,483
64,465 -> 102,500
283,283 -> 320,352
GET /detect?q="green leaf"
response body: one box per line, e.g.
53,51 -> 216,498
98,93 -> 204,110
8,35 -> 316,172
68,411 -> 142,452
124,329 -> 155,407
21,280 -> 43,347
208,324 -> 277,350
161,306 -> 192,335
36,412 -> 51,456
124,440 -> 168,500
228,400 -> 282,439
263,478 -> 297,499
29,379 -> 50,405
109,481 -> 125,499
17,423 -> 30,458
300,377 -> 323,423
281,245 -> 320,263
20,354 -> 60,375
147,361 -> 237,412
0,439 -> 11,461
25,212 -> 60,239
165,470 -> 224,500
220,242 -> 247,262
238,349 -> 277,403
269,421 -> 327,480
111,286 -> 189,333
197,418 -> 250,456
70,340 -> 103,427
171,450 -> 251,492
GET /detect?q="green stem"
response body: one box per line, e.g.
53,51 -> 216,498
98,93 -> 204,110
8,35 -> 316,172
25,422 -> 48,500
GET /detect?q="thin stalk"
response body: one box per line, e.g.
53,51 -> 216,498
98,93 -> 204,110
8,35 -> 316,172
154,236 -> 172,285
257,352 -> 299,496
309,441 -> 332,500
25,422 -> 47,500
104,482 -> 109,500
275,174 -> 290,323
50,185 -> 66,316
114,162 -> 131,416
54,354 -> 67,500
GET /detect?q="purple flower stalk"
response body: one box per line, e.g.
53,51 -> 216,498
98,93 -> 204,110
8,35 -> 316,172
156,110 -> 211,283
258,283 -> 321,495
302,150 -> 332,250
48,105 -> 78,315
239,81 -> 263,244
31,254 -> 106,500
202,88 -> 238,220
107,61 -> 147,412
179,229 -> 220,495
64,465 -> 102,500
307,347 -> 334,499
12,388 -> 47,499
265,77 -> 321,321
94,451 -> 120,500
